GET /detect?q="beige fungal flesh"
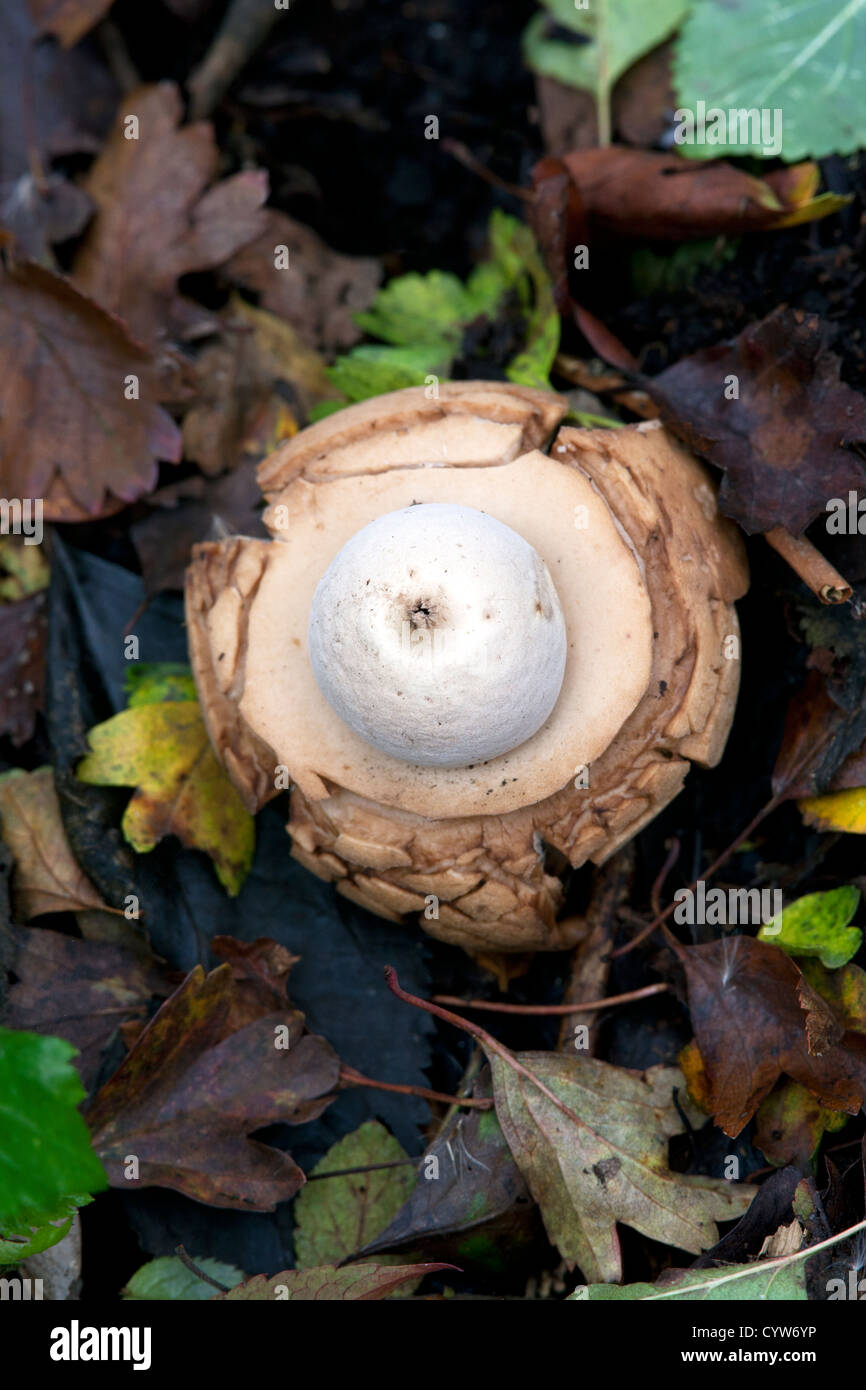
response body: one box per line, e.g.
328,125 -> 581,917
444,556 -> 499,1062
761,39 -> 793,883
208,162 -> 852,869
186,382 -> 748,952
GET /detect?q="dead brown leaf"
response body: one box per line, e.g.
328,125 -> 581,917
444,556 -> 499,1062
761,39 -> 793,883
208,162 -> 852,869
225,208 -> 381,354
0,254 -> 181,519
4,923 -> 168,1088
0,766 -> 109,918
681,936 -> 866,1137
648,307 -> 866,535
73,83 -> 269,345
0,593 -> 46,746
85,963 -> 341,1209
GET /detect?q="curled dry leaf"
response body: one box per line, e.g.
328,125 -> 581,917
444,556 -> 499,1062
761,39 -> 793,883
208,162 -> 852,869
647,307 -> 866,536
85,963 -> 341,1210
0,256 -> 181,520
3,924 -> 169,1089
0,767 -> 108,918
681,936 -> 866,1138
73,83 -> 269,345
541,148 -> 851,242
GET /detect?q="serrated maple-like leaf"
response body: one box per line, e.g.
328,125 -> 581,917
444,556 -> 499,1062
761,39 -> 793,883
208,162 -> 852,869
647,307 -> 866,535
73,83 -> 268,346
76,700 -> 254,896
0,766 -> 107,918
681,936 -> 866,1138
85,964 -> 341,1210
486,1054 -> 752,1283
219,1261 -> 454,1301
0,257 -> 181,519
4,924 -> 168,1088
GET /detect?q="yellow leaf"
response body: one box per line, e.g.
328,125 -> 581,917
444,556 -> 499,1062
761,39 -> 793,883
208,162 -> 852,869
799,787 -> 866,836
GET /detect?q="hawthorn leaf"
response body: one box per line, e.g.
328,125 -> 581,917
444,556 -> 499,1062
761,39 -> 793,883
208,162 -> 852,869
293,1120 -> 415,1268
758,887 -> 862,969
73,82 -> 268,345
122,1254 -> 245,1300
77,699 -> 254,896
226,208 -> 381,354
485,1053 -> 752,1283
674,0 -> 866,162
647,307 -> 866,535
220,1261 -> 453,1301
0,1025 -> 107,1235
85,964 -> 341,1210
0,256 -> 181,520
681,936 -> 866,1136
4,923 -> 168,1088
0,767 -> 108,918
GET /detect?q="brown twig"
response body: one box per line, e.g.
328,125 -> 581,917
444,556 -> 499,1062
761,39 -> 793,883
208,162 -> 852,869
306,1157 -> 421,1182
186,0 -> 284,119
434,982 -> 669,1016
441,139 -> 533,202
384,968 -> 586,1130
764,526 -> 852,605
175,1244 -> 232,1292
339,1063 -> 491,1110
651,837 -> 681,920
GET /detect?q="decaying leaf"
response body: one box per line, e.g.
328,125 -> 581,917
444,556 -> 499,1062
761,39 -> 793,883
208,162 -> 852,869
220,1261 -> 452,1301
77,696 -> 254,897
647,307 -> 866,535
293,1120 -> 415,1268
537,149 -> 850,244
0,255 -> 181,520
681,936 -> 866,1136
0,593 -> 46,746
486,1053 -> 752,1283
85,963 -> 341,1210
0,766 -> 108,918
73,83 -> 268,345
754,1079 -> 848,1169
800,787 -> 866,840
3,923 -> 168,1088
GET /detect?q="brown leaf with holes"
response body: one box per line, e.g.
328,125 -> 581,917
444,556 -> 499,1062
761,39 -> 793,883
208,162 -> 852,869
225,208 -> 381,354
73,83 -> 269,345
4,924 -> 168,1088
0,766 -> 109,918
647,307 -> 866,535
0,594 -> 46,746
0,256 -> 181,519
85,963 -> 341,1209
681,936 -> 866,1137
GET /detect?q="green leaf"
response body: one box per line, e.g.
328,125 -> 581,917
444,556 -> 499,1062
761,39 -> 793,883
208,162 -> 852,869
326,343 -> 450,404
125,662 -> 197,707
0,1027 -> 106,1238
571,1261 -> 807,1300
122,1255 -> 245,1300
353,270 -> 490,351
758,887 -> 861,968
524,0 -> 688,139
293,1120 -> 415,1268
487,210 -> 560,391
674,0 -> 866,162
77,701 -> 254,896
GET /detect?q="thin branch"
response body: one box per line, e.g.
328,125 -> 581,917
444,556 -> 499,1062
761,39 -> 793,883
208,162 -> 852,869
339,1063 -> 491,1110
433,982 -> 668,1015
306,1157 -> 422,1182
175,1245 -> 232,1292
764,526 -> 852,605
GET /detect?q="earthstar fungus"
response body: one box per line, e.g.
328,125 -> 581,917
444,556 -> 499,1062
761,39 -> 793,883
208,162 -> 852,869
185,383 -> 748,952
